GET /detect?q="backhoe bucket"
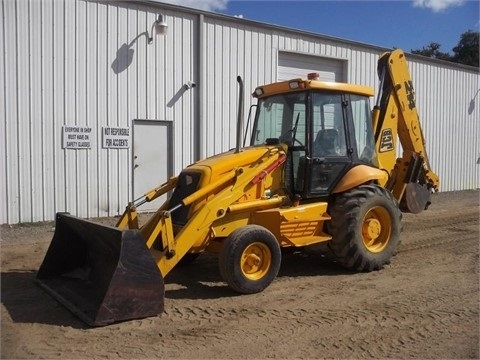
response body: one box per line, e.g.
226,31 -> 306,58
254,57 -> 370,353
36,213 -> 164,326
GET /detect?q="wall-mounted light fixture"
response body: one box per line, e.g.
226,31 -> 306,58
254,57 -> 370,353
148,14 -> 168,44
184,81 -> 196,90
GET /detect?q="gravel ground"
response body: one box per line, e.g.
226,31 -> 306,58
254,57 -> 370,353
1,189 -> 479,359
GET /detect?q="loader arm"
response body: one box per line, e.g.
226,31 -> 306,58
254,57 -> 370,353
142,146 -> 288,277
372,49 -> 439,213
116,176 -> 178,230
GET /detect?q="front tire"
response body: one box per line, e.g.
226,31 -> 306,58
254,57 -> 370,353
219,225 -> 281,294
327,184 -> 402,271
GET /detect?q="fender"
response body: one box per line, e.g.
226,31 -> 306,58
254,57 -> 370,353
332,165 -> 389,194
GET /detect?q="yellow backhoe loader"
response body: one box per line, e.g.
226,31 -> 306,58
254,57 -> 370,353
37,49 -> 439,326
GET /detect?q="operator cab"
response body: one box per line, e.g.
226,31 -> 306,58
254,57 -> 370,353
250,76 -> 376,200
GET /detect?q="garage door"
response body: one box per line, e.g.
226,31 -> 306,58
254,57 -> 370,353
278,52 -> 345,82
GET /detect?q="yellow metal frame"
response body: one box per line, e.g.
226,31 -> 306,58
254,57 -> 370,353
252,202 -> 331,247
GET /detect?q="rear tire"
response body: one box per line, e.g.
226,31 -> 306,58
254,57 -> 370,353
327,184 -> 402,271
219,225 -> 281,294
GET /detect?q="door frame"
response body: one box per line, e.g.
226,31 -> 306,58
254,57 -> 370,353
131,119 -> 174,203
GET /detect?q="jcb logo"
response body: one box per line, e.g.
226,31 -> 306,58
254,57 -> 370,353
379,128 -> 394,153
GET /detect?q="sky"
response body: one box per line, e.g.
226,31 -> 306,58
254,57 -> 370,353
160,0 -> 479,54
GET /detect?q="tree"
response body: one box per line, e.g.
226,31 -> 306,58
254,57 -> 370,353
452,30 -> 479,67
411,42 -> 453,61
411,30 -> 479,67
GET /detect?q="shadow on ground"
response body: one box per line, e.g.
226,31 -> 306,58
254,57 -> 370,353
1,270 -> 87,328
165,250 -> 351,300
1,249 -> 350,326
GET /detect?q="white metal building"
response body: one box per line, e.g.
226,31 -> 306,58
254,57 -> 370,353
1,0 -> 479,224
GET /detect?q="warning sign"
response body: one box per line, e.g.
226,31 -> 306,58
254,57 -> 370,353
102,127 -> 130,149
62,126 -> 93,149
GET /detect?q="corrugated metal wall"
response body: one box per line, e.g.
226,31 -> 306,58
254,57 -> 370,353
1,0 -> 479,224
410,59 -> 479,191
1,0 -> 197,223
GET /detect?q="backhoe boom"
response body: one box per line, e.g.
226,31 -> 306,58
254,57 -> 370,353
373,49 -> 439,212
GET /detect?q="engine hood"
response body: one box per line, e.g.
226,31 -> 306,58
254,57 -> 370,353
185,144 -> 286,181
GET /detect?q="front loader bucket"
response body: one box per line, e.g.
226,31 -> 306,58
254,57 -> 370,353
36,213 -> 164,326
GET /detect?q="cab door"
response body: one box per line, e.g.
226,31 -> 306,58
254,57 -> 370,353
306,92 -> 351,196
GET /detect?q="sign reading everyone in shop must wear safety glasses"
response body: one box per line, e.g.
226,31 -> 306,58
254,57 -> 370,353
62,126 -> 93,149
102,127 -> 130,149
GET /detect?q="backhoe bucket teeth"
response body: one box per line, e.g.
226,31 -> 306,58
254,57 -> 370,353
36,213 -> 164,326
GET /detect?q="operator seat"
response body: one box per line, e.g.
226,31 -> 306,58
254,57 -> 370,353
294,129 -> 342,195
314,129 -> 338,156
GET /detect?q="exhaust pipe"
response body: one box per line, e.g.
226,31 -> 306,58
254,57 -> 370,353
235,75 -> 244,153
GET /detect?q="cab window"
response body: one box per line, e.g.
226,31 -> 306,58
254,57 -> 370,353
311,93 -> 347,157
350,95 -> 376,165
251,92 -> 307,146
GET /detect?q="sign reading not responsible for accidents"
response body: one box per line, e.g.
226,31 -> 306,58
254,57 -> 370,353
102,127 -> 130,149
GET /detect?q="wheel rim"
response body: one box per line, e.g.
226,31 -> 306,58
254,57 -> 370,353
361,206 -> 391,253
240,242 -> 271,280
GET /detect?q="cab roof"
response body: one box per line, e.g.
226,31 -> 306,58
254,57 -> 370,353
253,78 -> 374,98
